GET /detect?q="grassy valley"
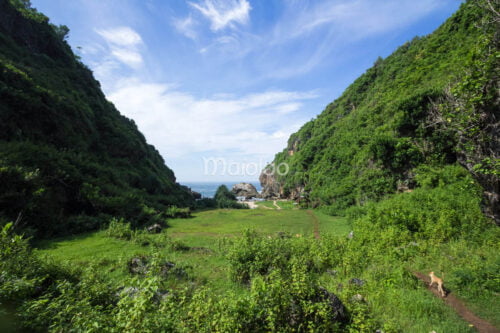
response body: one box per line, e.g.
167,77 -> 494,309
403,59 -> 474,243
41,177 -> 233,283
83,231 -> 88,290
0,0 -> 498,332
2,198 -> 497,331
35,208 -> 349,289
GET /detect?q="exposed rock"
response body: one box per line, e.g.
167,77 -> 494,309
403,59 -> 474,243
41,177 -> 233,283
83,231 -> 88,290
349,278 -> 366,287
160,261 -> 176,276
350,294 -> 365,302
155,290 -> 170,302
259,164 -> 305,200
326,269 -> 337,277
146,223 -> 162,234
231,183 -> 258,199
128,256 -> 149,275
117,286 -> 170,303
288,136 -> 301,155
276,231 -> 291,239
128,256 -> 187,279
118,286 -> 140,298
288,287 -> 347,327
160,261 -> 189,279
191,191 -> 202,199
317,287 -> 347,323
259,167 -> 283,199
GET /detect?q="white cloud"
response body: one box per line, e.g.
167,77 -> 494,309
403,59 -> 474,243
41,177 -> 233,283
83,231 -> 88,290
92,59 -> 120,80
111,49 -> 143,67
78,0 -> 455,181
273,103 -> 302,115
257,0 -> 446,79
281,0 -> 441,40
96,26 -> 142,46
177,0 -> 447,78
173,15 -> 198,40
95,27 -> 144,68
107,78 -> 316,159
189,0 -> 251,31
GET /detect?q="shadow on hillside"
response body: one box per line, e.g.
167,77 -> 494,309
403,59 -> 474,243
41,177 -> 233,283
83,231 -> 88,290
34,231 -> 96,250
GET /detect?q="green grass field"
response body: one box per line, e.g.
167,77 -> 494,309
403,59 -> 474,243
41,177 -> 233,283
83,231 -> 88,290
32,208 -> 498,332
36,208 -> 350,291
254,200 -> 298,210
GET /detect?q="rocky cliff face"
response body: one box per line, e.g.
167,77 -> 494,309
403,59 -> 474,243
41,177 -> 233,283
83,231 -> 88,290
259,169 -> 282,199
259,166 -> 305,201
260,134 -> 307,200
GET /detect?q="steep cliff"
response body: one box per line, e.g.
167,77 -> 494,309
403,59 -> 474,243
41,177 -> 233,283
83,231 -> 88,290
0,0 -> 194,237
260,0 -> 499,221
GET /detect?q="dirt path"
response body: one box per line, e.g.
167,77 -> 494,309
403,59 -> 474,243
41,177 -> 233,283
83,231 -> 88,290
273,200 -> 281,210
306,210 -> 320,239
413,271 -> 499,333
245,201 -> 258,209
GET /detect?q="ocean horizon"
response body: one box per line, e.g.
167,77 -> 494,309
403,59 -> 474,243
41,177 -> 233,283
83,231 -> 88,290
181,181 -> 262,198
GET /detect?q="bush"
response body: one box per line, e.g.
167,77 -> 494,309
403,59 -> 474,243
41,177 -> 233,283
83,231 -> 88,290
105,217 -> 135,240
356,165 -> 487,242
195,197 -> 216,209
214,185 -> 236,202
164,206 -> 191,218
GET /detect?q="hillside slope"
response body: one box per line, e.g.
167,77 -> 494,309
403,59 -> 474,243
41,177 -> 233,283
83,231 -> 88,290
0,0 -> 194,237
261,0 -> 499,221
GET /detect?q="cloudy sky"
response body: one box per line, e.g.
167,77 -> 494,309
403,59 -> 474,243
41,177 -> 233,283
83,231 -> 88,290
32,0 -> 462,182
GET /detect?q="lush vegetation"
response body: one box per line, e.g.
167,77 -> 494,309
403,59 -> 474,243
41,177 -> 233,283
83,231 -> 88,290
0,0 -> 498,331
0,0 -> 194,238
2,183 -> 498,331
263,0 -> 499,219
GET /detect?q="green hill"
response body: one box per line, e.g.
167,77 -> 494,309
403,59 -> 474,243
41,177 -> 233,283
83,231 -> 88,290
0,0 -> 194,237
261,1 -> 499,222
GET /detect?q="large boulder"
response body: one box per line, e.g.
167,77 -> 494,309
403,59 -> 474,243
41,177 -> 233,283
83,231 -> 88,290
231,183 -> 258,199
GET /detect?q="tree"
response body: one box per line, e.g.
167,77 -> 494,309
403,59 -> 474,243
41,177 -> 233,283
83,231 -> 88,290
214,185 -> 236,202
53,24 -> 70,41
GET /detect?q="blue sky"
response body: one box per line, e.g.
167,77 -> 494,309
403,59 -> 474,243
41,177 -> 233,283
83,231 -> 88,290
31,0 -> 462,182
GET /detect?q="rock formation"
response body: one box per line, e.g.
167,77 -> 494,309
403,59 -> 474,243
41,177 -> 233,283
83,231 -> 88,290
259,165 -> 305,200
231,183 -> 258,199
259,168 -> 282,199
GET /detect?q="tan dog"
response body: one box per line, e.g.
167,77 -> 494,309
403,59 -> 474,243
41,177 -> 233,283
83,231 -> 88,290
429,271 -> 446,297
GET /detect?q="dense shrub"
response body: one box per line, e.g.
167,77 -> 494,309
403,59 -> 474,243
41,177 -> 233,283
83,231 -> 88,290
165,206 -> 191,218
194,197 -> 217,209
105,217 -> 135,240
355,165 -> 487,243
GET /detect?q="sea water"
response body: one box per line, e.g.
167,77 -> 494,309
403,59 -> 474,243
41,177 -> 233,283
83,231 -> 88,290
181,181 -> 262,198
